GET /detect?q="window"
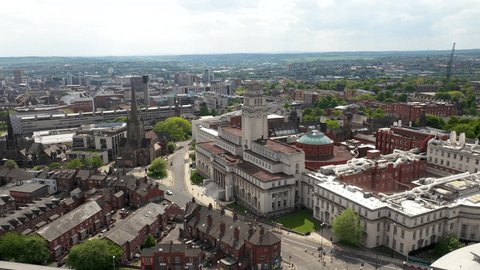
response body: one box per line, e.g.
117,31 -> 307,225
401,230 -> 405,239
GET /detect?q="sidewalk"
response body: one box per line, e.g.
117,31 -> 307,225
183,151 -> 216,207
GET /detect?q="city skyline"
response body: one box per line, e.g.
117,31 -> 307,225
1,0 -> 479,57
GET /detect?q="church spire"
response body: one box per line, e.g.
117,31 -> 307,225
126,84 -> 144,148
6,110 -> 17,150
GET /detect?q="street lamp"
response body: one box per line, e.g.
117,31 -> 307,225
320,222 -> 326,250
112,255 -> 115,270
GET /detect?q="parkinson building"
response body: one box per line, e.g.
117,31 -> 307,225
195,83 -> 305,217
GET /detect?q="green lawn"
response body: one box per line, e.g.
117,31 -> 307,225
274,209 -> 320,234
226,202 -> 251,214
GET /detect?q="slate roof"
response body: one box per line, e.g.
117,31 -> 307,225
141,243 -> 202,257
184,203 -> 280,250
9,183 -> 47,193
37,200 -> 102,241
104,202 -> 166,246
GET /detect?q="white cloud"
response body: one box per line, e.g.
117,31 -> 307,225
0,0 -> 478,56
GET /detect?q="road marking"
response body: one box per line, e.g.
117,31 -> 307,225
281,237 -> 318,250
340,254 -> 399,269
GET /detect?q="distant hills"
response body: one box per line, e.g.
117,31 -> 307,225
1,49 -> 479,66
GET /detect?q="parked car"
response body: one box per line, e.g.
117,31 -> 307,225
166,190 -> 173,195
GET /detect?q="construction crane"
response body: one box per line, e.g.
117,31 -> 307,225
446,42 -> 456,80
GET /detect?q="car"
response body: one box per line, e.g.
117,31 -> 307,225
166,190 -> 173,195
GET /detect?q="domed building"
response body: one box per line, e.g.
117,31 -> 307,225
296,130 -> 334,160
296,130 -> 353,170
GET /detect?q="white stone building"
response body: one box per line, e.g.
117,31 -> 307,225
307,171 -> 480,256
427,131 -> 480,174
194,84 -> 305,216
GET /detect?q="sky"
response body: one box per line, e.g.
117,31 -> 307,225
0,0 -> 479,56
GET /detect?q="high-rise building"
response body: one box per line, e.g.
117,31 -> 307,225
130,75 -> 149,105
13,69 -> 24,85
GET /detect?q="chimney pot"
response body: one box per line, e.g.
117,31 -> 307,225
207,214 -> 212,227
234,226 -> 240,241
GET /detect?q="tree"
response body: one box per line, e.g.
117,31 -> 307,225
19,235 -> 50,265
199,103 -> 210,116
332,208 -> 362,246
85,156 -> 103,168
167,142 -> 176,153
425,115 -> 445,129
190,170 -> 204,185
396,93 -> 408,102
371,108 -> 386,119
67,239 -> 122,270
0,233 -> 49,265
189,152 -> 196,161
49,162 -> 61,169
148,157 -> 168,179
154,117 -> 192,142
65,158 -> 83,169
326,119 -> 340,130
141,234 -> 156,249
435,234 -> 462,256
235,87 -> 246,96
4,159 -> 18,169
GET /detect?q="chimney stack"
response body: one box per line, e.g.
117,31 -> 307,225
233,213 -> 237,221
459,133 -> 466,147
220,208 -> 225,215
208,203 -> 213,211
220,221 -> 226,237
248,223 -> 254,238
195,211 -> 200,222
207,214 -> 212,227
259,225 -> 265,237
234,226 -> 240,241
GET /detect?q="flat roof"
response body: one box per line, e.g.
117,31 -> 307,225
430,242 -> 480,270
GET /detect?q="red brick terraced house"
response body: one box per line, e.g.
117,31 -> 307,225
104,202 -> 171,262
181,201 -> 282,270
36,200 -> 106,261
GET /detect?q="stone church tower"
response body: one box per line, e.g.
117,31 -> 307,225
126,86 -> 144,148
241,83 -> 268,150
119,86 -> 155,167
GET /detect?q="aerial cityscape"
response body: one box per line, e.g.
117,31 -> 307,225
1,1 -> 480,270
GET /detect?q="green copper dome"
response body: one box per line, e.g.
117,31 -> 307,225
296,130 -> 332,145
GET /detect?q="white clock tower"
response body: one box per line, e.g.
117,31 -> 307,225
242,83 -> 268,150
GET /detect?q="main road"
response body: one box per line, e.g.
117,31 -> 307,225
156,140 -> 192,208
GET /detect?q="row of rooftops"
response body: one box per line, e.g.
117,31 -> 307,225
104,202 -> 168,246
184,202 -> 281,249
309,171 -> 480,217
36,200 -> 102,242
0,196 -> 61,233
